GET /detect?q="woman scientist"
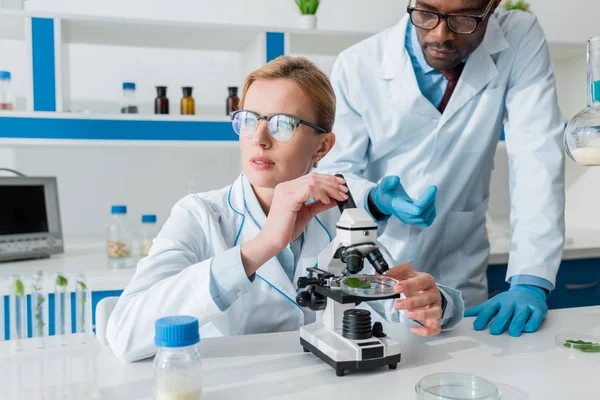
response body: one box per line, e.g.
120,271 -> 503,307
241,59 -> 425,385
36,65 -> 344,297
106,56 -> 464,362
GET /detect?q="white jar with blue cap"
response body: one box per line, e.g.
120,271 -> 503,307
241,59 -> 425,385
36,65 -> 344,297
139,214 -> 158,257
154,316 -> 202,400
107,205 -> 133,269
0,71 -> 15,111
121,82 -> 138,114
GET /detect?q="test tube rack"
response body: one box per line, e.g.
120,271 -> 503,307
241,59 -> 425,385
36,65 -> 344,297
0,272 -> 100,400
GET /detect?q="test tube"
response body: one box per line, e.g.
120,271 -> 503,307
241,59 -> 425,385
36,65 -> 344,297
9,275 -> 27,351
30,271 -> 49,348
75,272 -> 92,341
54,273 -> 71,344
0,276 -> 6,342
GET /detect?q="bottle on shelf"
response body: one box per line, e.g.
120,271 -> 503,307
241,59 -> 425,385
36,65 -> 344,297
120,82 -> 139,114
0,71 -> 15,111
226,86 -> 239,116
181,87 -> 195,115
155,86 -> 169,115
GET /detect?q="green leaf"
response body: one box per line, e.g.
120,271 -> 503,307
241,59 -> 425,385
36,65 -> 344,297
13,279 -> 24,297
77,280 -> 88,291
345,277 -> 372,289
56,275 -> 68,287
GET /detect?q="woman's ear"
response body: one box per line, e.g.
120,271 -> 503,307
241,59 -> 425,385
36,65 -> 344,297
313,132 -> 336,167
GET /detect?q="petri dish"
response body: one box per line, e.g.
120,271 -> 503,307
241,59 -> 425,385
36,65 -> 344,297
415,372 -> 501,400
555,333 -> 600,354
340,275 -> 398,298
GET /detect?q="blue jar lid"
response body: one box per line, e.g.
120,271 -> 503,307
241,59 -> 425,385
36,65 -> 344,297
142,214 -> 156,223
123,82 -> 136,90
155,316 -> 200,348
111,205 -> 127,214
0,71 -> 11,80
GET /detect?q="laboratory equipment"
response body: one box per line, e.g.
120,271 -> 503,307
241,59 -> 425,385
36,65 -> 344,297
75,272 -> 92,341
154,316 -> 203,400
30,271 -> 50,348
0,70 -> 15,110
1,271 -> 98,399
55,273 -> 71,345
0,176 -> 64,262
9,275 -> 27,351
139,214 -> 158,257
555,333 -> 600,354
107,205 -> 133,269
296,175 -> 402,376
155,86 -> 169,114
120,82 -> 138,114
415,372 -> 501,399
340,275 -> 398,298
181,86 -> 195,115
565,37 -> 600,165
226,86 -> 239,115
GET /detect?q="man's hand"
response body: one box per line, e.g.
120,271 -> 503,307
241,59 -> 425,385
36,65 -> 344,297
384,263 -> 442,336
370,176 -> 437,227
464,285 -> 548,337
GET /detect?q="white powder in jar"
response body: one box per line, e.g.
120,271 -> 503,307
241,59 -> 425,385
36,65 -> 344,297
571,148 -> 600,166
156,374 -> 202,400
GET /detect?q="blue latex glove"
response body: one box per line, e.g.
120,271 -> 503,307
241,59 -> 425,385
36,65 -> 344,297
370,176 -> 437,227
464,285 -> 548,337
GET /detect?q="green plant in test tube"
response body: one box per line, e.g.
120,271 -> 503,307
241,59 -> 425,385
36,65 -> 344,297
55,274 -> 69,336
11,276 -> 26,349
77,278 -> 88,333
32,271 -> 46,337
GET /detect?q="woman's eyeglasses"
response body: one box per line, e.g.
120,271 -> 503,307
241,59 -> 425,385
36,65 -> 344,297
407,0 -> 494,35
231,110 -> 327,142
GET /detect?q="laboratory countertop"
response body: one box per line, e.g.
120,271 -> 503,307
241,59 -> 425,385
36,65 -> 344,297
1,224 -> 600,292
5,306 -> 598,399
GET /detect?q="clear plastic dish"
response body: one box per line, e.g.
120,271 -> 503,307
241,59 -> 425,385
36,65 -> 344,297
340,275 -> 398,298
415,372 -> 501,400
555,333 -> 600,353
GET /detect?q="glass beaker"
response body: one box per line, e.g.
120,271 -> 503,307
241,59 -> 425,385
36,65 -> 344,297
564,37 -> 600,165
415,373 -> 501,400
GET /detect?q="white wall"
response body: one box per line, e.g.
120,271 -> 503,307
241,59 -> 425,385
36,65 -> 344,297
9,143 -> 241,237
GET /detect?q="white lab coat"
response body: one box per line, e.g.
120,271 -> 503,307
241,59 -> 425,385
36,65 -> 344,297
318,10 -> 565,308
107,174 -> 463,362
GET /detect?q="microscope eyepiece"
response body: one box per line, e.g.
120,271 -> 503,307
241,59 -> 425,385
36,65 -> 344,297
335,174 -> 357,213
367,249 -> 389,275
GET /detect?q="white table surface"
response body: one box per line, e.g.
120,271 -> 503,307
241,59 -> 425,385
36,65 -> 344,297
63,306 -> 600,399
2,224 -> 600,292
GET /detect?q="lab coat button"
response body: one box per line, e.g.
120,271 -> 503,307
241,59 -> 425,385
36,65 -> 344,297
236,290 -> 244,298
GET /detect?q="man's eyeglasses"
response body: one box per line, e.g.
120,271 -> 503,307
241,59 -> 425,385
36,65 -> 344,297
231,110 -> 327,142
407,0 -> 495,35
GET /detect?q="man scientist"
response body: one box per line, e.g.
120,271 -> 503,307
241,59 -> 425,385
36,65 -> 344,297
319,0 -> 565,337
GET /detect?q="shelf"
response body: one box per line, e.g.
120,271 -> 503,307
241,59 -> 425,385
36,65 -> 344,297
0,112 -> 238,142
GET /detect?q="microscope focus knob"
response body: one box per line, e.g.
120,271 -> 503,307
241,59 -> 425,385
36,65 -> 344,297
296,290 -> 312,308
372,322 -> 387,338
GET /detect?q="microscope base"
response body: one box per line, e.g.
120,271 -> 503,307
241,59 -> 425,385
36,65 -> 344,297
300,324 -> 401,377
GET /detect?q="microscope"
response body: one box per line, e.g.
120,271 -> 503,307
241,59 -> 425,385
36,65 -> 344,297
296,175 -> 402,376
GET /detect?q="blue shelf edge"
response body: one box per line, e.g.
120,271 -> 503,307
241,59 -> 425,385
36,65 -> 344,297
0,116 -> 238,141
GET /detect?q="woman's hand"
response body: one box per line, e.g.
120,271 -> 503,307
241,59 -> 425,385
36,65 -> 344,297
384,263 -> 443,336
241,173 -> 348,276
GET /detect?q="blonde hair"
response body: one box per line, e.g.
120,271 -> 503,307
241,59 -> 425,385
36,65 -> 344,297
240,56 -> 336,133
